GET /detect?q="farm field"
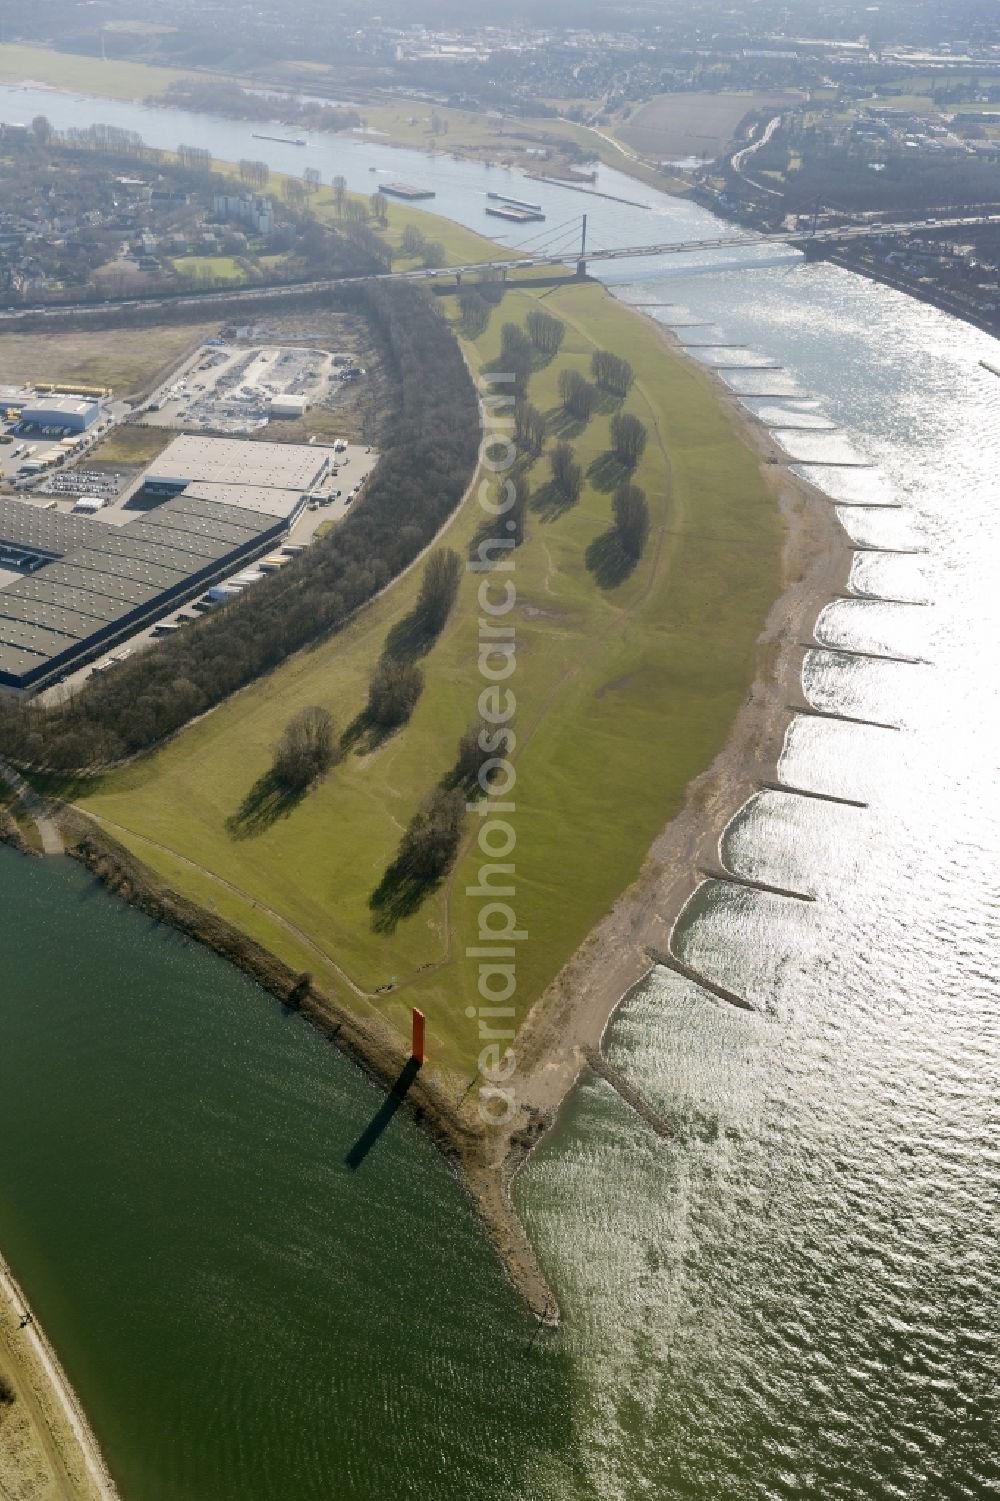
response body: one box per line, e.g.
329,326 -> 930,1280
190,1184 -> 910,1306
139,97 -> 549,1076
614,90 -> 799,161
73,275 -> 783,1085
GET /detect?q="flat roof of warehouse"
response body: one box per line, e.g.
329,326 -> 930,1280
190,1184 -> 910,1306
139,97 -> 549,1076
0,492 -> 284,680
147,435 -> 335,494
180,482 -> 298,520
0,499 -> 105,557
23,397 -> 99,417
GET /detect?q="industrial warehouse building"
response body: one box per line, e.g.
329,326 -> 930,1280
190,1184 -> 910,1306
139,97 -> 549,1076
0,490 -> 296,691
269,394 -> 308,419
0,434 -> 336,690
21,398 -> 102,432
145,435 -> 333,497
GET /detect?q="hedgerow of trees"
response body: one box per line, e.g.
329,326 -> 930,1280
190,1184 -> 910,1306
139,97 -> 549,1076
367,657 -> 425,729
558,369 -> 597,422
452,717 -> 514,791
612,483 -> 650,561
550,442 -> 583,505
0,281 -> 479,771
526,309 -> 565,355
414,548 -> 463,635
592,350 -> 634,397
610,412 -> 648,466
394,787 -> 466,881
459,291 -> 490,338
514,401 -> 546,457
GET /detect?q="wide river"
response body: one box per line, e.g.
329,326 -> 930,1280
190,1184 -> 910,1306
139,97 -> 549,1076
1,83 -> 998,1501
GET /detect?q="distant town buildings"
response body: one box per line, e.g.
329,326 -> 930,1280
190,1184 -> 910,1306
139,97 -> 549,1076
212,194 -> 275,235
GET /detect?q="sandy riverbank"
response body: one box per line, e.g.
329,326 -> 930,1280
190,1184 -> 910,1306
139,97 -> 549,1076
0,1251 -> 119,1501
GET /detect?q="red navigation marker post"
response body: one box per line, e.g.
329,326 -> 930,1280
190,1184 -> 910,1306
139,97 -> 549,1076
411,1007 -> 426,1066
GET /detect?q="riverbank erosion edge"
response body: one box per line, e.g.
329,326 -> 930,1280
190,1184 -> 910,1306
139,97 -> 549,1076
506,318 -> 853,1169
0,1245 -> 120,1501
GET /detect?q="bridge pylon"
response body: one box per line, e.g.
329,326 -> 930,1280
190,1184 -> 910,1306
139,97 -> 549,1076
576,213 -> 588,277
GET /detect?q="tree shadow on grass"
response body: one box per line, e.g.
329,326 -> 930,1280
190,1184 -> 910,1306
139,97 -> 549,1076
593,388 -> 623,416
368,857 -> 443,935
530,347 -> 559,372
226,769 -> 309,839
382,605 -> 439,665
468,510 -> 527,568
587,450 -> 633,493
545,404 -> 587,440
585,528 -> 640,590
531,479 -> 577,522
338,708 -> 397,758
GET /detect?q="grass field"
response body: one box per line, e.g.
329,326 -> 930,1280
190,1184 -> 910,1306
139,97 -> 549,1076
171,255 -> 249,283
312,185 -> 510,268
614,90 -> 798,161
74,276 -> 783,1083
0,323 -> 218,399
0,42 -> 198,99
87,424 -> 173,465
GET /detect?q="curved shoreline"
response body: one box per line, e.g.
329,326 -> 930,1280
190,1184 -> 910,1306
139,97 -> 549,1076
0,292 -> 852,1354
503,311 -> 855,1189
0,1249 -> 120,1500
0,247 -> 857,1488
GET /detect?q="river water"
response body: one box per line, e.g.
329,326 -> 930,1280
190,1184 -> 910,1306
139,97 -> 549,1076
1,82 -> 999,1501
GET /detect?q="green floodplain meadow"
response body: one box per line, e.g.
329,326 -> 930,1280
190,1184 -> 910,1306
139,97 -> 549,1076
69,267 -> 783,1085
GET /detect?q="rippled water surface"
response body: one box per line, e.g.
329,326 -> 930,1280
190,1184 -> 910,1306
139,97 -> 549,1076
0,851 -> 575,1500
1,81 -> 999,1501
519,264 -> 1000,1500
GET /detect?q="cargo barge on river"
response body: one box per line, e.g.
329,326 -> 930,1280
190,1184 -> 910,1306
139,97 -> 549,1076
380,182 -> 436,200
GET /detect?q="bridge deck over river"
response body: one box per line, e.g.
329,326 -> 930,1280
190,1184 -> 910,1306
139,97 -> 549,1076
1,213 -> 996,325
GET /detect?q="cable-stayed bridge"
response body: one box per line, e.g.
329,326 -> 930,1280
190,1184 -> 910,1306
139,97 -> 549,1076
435,210 -> 1000,281
1,212 -> 996,322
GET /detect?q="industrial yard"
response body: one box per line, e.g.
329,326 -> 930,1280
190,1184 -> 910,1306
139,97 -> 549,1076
0,311 -> 384,695
0,430 -> 377,695
0,382 -> 128,489
140,341 -> 366,435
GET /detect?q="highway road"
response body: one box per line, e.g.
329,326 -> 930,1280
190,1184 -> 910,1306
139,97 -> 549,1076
1,213 -> 997,325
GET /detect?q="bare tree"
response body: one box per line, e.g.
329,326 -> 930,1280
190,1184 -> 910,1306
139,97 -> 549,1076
526,308 -> 564,354
272,706 -> 335,790
415,548 -> 462,633
612,482 -> 650,560
558,369 -> 597,422
514,401 -> 545,457
592,350 -> 634,397
367,657 -> 424,728
610,412 -> 647,466
550,442 -> 583,504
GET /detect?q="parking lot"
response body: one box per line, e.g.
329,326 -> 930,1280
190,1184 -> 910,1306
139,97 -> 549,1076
0,383 -> 128,490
